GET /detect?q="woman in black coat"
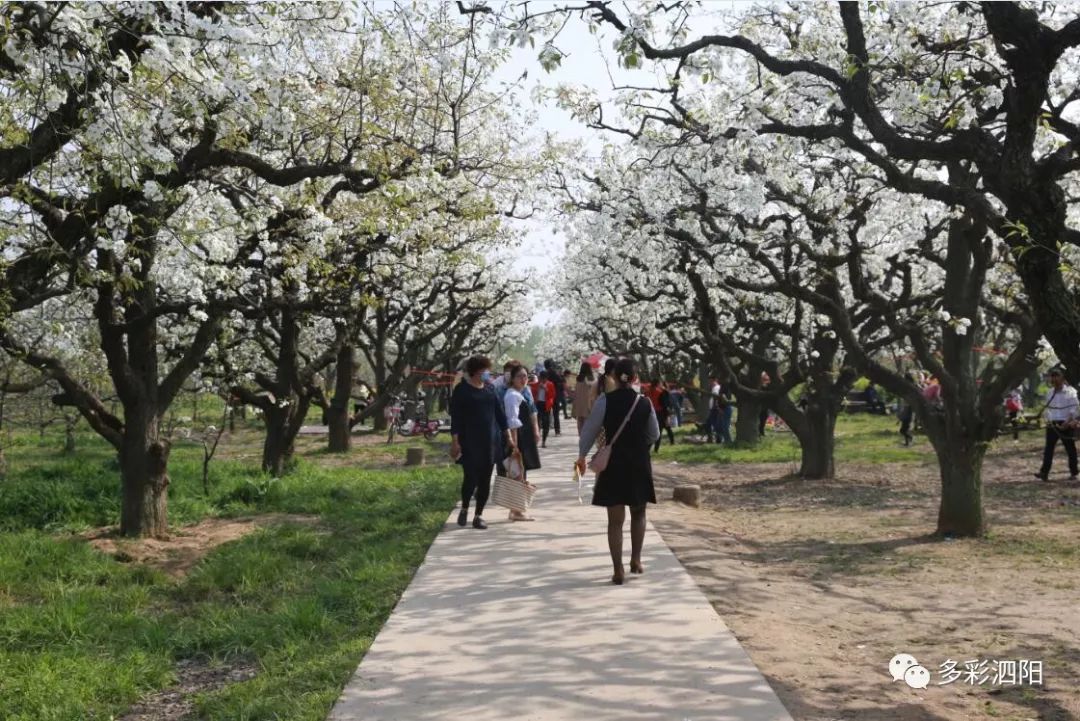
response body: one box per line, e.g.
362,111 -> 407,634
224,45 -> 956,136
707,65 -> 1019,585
575,358 -> 660,585
450,355 -> 512,530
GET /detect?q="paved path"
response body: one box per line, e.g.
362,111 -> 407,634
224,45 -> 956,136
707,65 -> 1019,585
330,425 -> 793,721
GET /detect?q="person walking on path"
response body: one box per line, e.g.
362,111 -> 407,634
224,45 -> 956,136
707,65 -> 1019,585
450,356 -> 512,530
898,373 -> 916,446
718,378 -> 735,445
1005,387 -> 1024,440
575,358 -> 660,586
491,359 -> 513,396
544,359 -> 565,436
563,370 -> 575,419
494,359 -> 537,480
494,359 -> 537,413
668,385 -> 684,427
864,381 -> 885,414
649,378 -> 675,452
705,377 -> 721,443
573,361 -> 596,433
706,377 -> 733,444
1035,366 -> 1080,482
529,371 -> 556,447
503,365 -> 540,521
595,358 -> 617,400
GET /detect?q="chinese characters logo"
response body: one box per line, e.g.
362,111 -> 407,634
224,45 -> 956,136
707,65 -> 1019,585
889,653 -> 1043,689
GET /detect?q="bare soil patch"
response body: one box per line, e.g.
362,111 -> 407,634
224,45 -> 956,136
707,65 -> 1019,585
119,657 -> 258,721
651,442 -> 1080,721
84,514 -> 320,579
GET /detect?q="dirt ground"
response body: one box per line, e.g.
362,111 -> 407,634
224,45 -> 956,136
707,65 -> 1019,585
84,514 -> 320,579
650,441 -> 1080,721
118,658 -> 258,721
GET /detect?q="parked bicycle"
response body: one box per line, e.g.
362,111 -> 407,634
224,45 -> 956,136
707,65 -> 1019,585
384,396 -> 441,443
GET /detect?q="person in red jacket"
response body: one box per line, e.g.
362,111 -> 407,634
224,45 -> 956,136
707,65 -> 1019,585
530,371 -> 557,447
648,379 -> 675,452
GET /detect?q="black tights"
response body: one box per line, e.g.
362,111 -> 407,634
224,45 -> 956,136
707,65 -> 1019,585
606,504 -> 647,572
461,463 -> 494,515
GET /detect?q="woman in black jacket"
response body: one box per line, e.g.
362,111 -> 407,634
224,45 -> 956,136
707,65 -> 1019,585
450,355 -> 512,530
575,358 -> 660,585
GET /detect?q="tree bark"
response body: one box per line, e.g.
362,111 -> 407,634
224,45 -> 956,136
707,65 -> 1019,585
797,401 -> 838,480
261,395 -> 311,476
261,405 -> 293,477
119,411 -> 170,538
695,366 -> 710,424
936,443 -> 987,537
733,392 -> 762,446
327,344 -> 354,452
1012,219 -> 1080,385
923,415 -> 988,537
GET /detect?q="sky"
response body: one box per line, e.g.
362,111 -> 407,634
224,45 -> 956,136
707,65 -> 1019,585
488,3 -> 740,327
489,12 -> 665,326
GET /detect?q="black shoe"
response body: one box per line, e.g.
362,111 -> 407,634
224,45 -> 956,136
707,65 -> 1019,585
1070,474 -> 1079,482
457,509 -> 468,527
472,516 -> 487,530
1034,472 -> 1049,482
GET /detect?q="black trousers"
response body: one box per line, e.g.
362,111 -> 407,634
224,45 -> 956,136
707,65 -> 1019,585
536,407 -> 551,444
1040,423 -> 1079,477
899,412 -> 913,441
461,462 -> 494,514
552,397 -> 562,434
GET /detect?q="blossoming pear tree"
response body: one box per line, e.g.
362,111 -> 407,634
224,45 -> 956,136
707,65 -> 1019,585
531,5 -> 1043,531
0,2 -> 538,535
530,1 -> 1080,386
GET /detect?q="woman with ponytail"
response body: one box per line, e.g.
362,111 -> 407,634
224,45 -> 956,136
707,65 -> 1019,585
575,358 -> 660,585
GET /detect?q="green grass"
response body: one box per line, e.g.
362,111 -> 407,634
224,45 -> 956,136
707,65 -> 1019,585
983,532 -> 1079,561
0,430 -> 458,720
661,413 -> 931,465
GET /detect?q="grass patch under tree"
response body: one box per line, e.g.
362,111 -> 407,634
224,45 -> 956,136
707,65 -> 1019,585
0,428 -> 457,721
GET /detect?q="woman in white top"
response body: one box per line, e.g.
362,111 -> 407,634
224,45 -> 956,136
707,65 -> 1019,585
504,364 -> 541,520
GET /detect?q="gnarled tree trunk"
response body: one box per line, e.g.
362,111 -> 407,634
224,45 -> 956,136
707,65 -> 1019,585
261,395 -> 312,477
922,410 -> 990,537
734,393 -> 763,446
771,359 -> 854,480
798,400 -> 838,480
327,344 -> 354,452
119,410 -> 170,538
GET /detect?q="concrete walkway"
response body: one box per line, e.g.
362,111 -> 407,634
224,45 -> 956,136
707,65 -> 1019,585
330,425 -> 793,721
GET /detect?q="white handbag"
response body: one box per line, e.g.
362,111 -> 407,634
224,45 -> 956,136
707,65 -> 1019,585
491,474 -> 536,511
491,451 -> 536,511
